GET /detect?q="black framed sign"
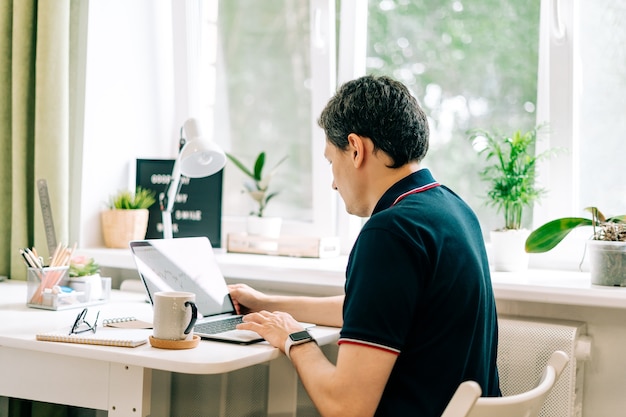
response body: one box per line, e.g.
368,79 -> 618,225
135,159 -> 223,248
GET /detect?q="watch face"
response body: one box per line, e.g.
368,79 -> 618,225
289,330 -> 311,342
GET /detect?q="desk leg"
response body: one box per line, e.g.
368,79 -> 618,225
267,355 -> 298,417
108,364 -> 151,417
0,395 -> 8,417
149,370 -> 172,417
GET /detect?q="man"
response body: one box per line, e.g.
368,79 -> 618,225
231,75 -> 500,417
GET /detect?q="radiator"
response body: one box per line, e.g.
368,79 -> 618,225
498,316 -> 591,417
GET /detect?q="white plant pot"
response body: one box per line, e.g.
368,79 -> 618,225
587,240 -> 626,287
68,273 -> 103,301
246,216 -> 282,239
490,229 -> 531,272
246,216 -> 282,252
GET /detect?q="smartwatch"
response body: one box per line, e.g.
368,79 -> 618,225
284,330 -> 316,360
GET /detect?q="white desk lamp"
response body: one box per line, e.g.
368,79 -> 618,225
161,118 -> 226,239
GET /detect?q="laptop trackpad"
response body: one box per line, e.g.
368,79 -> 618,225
204,329 -> 264,344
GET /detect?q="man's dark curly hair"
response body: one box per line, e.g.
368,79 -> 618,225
318,75 -> 429,168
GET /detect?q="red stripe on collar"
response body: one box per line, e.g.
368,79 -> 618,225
392,182 -> 440,206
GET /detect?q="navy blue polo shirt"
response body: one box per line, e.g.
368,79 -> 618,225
339,169 -> 500,417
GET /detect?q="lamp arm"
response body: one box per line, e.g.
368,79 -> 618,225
161,158 -> 183,239
165,158 -> 183,213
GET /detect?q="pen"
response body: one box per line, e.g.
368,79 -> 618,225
24,248 -> 43,269
20,249 -> 41,269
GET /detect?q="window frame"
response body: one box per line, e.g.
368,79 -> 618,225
531,0 -> 585,270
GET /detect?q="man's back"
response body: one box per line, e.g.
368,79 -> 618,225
340,169 -> 500,416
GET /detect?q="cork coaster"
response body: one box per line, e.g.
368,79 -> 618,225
149,334 -> 200,349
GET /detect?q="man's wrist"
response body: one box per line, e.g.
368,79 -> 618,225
284,330 -> 316,360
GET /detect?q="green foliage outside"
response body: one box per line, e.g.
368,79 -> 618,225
365,0 -> 541,232
219,1 -> 311,219
217,0 -> 541,230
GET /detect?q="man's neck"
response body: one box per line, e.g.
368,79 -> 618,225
365,163 -> 421,215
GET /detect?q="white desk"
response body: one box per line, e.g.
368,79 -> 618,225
77,248 -> 626,417
0,280 -> 339,416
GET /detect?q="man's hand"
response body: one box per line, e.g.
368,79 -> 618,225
228,283 -> 268,315
237,310 -> 304,353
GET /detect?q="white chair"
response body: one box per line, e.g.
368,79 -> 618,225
441,380 -> 481,417
442,350 -> 569,417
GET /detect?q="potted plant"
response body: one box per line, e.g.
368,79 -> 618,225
69,255 -> 100,277
226,151 -> 287,238
68,255 -> 104,300
525,207 -> 626,286
101,187 -> 156,248
468,124 -> 557,271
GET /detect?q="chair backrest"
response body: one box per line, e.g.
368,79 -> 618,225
466,350 -> 570,417
441,380 -> 482,417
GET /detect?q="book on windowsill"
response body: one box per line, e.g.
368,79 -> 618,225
36,327 -> 152,348
226,233 -> 341,258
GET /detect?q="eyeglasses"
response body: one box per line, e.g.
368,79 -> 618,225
69,308 -> 100,335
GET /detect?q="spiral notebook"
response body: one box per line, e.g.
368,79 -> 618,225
103,316 -> 153,329
36,327 -> 152,348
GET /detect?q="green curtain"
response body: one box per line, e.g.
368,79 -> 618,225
1,0 -> 81,414
0,0 -> 70,281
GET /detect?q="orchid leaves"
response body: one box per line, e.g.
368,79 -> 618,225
226,152 -> 288,217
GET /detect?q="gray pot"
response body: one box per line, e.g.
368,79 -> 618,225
587,240 -> 626,286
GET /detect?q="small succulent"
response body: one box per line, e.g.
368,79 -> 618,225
69,255 -> 100,277
226,151 -> 287,217
108,187 -> 156,210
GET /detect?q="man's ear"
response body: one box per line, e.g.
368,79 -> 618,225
347,133 -> 365,168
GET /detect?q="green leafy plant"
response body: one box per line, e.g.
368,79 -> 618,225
69,255 -> 100,277
468,124 -> 557,230
226,151 -> 287,217
525,207 -> 626,253
108,187 -> 156,210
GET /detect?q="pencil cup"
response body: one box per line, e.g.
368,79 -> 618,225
26,266 -> 70,308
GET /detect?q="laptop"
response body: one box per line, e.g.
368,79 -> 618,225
129,237 -> 265,344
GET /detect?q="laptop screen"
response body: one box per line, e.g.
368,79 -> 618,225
129,237 -> 236,317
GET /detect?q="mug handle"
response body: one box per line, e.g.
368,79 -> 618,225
183,301 -> 198,335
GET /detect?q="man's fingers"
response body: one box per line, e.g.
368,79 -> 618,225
237,320 -> 261,332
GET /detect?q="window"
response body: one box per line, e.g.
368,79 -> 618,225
364,0 -> 541,235
193,0 -> 337,240
577,0 -> 626,213
532,0 -> 626,268
358,0 -> 626,269
76,1 -> 625,265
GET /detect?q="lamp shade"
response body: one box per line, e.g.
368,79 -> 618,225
179,118 -> 226,178
161,118 -> 226,239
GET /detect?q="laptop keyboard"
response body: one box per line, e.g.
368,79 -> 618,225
194,316 -> 244,334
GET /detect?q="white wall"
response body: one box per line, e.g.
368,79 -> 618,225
77,0 -> 178,247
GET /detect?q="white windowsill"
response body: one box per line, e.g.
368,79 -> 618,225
77,248 -> 626,310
